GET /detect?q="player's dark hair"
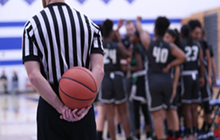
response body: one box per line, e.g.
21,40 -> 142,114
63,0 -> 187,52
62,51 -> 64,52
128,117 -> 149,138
166,29 -> 181,48
181,24 -> 193,46
155,16 -> 170,37
188,20 -> 202,31
102,19 -> 113,38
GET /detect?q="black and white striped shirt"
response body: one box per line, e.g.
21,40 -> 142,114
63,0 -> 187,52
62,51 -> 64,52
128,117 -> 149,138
22,2 -> 104,85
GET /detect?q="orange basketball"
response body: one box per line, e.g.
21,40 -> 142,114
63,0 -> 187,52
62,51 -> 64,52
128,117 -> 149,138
59,66 -> 98,109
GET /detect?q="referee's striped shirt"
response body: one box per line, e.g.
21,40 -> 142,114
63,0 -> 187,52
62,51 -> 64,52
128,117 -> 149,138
22,2 -> 104,86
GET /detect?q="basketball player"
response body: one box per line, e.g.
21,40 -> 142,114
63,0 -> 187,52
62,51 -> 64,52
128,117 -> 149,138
163,29 -> 182,140
123,30 -> 152,140
99,19 -> 133,140
188,20 -> 213,139
120,20 -> 137,136
180,24 -> 205,140
22,0 -> 104,139
136,16 -> 186,140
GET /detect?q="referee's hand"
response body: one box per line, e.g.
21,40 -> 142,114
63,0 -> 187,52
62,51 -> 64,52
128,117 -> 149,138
60,105 -> 91,122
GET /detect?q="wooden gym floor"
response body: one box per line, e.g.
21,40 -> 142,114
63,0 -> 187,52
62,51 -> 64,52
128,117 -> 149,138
0,88 -> 220,140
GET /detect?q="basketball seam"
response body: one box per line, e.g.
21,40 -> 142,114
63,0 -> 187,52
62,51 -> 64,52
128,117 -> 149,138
74,67 -> 97,92
61,77 -> 97,93
59,87 -> 96,101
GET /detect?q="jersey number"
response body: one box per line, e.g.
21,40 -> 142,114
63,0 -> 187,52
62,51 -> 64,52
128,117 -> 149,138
185,46 -> 198,62
104,49 -> 117,64
153,47 -> 168,63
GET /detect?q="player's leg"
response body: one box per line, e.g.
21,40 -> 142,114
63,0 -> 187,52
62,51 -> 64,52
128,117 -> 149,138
167,87 -> 181,140
152,109 -> 165,140
105,103 -> 116,140
141,103 -> 153,139
100,75 -> 116,140
117,102 -> 132,139
133,100 -> 141,139
147,74 -> 165,140
166,109 -> 180,139
95,104 -> 106,140
114,75 -> 132,140
181,76 -> 194,139
114,108 -> 122,136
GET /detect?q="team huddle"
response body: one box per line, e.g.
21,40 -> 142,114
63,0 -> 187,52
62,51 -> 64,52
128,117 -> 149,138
22,1 -> 217,140
94,17 -> 216,140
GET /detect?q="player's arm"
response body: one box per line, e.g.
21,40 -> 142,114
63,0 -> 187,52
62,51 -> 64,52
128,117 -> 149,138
24,61 -> 65,114
115,31 -> 132,58
90,53 -> 104,89
172,66 -> 180,99
124,52 -> 142,72
136,16 -> 151,50
205,48 -> 212,87
116,19 -> 124,32
199,47 -> 205,87
163,44 -> 186,72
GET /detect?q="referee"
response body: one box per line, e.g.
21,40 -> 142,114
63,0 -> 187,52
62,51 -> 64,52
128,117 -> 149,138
22,0 -> 104,140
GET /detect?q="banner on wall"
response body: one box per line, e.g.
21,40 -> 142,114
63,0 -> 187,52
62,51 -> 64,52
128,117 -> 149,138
24,0 -> 35,5
0,0 -> 8,5
0,0 -> 135,6
76,0 -> 86,4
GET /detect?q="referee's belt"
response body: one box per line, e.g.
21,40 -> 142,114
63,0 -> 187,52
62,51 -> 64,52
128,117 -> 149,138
132,70 -> 146,78
105,71 -> 124,79
181,70 -> 198,80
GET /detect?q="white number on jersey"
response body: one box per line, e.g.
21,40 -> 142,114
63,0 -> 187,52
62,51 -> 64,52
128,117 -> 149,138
153,47 -> 168,63
103,49 -> 117,64
185,46 -> 199,62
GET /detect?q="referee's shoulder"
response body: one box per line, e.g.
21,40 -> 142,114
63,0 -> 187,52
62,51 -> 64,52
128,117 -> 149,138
23,8 -> 46,33
74,8 -> 101,33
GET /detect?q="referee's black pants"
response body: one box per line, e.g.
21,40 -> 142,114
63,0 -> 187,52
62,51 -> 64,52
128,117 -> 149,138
37,85 -> 97,140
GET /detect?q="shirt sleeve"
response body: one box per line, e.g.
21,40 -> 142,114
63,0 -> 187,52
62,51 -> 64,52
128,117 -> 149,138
91,30 -> 104,55
22,21 -> 41,64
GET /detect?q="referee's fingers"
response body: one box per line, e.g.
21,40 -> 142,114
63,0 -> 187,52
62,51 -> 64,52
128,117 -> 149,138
72,109 -> 78,115
68,109 -> 74,121
77,108 -> 86,116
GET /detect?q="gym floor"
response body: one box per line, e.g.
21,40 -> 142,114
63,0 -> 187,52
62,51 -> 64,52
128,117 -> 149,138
0,88 -> 220,140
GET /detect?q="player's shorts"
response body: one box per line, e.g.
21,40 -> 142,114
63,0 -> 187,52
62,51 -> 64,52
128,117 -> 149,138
129,75 -> 147,104
146,73 -> 173,112
170,84 -> 181,110
93,91 -> 104,105
200,69 -> 212,102
181,70 -> 200,104
99,71 -> 127,105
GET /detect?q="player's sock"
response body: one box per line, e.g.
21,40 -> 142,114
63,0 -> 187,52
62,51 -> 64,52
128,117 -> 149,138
146,132 -> 152,138
192,126 -> 197,134
126,137 -> 133,140
201,122 -> 207,132
97,131 -> 103,140
187,128 -> 193,135
207,123 -> 212,132
107,132 -> 110,138
117,124 -> 122,134
167,129 -> 174,137
175,130 -> 181,138
136,133 -> 140,139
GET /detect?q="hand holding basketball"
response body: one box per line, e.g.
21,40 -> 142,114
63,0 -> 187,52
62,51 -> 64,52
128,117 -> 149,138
59,66 -> 98,109
60,105 -> 91,122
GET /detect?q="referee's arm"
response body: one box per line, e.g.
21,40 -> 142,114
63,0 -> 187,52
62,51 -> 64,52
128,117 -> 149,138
90,31 -> 104,89
22,23 -> 65,115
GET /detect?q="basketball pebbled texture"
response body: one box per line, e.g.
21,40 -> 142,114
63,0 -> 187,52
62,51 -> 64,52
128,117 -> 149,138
59,66 -> 98,109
